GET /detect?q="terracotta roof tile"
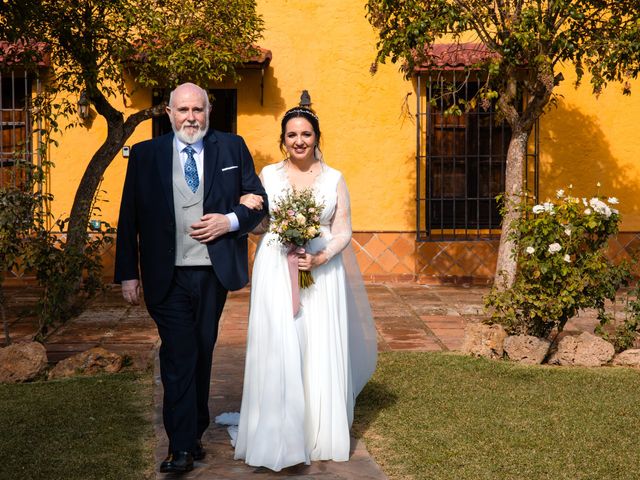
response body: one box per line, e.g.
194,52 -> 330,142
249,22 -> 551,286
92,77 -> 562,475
415,42 -> 497,71
0,41 -> 50,68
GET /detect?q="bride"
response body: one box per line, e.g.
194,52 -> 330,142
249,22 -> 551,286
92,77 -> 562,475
231,105 -> 377,471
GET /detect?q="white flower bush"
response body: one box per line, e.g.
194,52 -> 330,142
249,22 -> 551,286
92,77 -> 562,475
486,186 -> 630,337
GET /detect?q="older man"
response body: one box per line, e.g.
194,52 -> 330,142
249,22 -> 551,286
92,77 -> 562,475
114,82 -> 267,473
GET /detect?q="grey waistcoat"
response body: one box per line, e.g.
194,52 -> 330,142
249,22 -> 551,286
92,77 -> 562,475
172,146 -> 211,266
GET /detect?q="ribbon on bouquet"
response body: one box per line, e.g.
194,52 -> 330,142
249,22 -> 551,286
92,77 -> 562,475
287,246 -> 305,316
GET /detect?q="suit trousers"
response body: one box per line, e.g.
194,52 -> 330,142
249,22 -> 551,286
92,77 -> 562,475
146,266 -> 228,453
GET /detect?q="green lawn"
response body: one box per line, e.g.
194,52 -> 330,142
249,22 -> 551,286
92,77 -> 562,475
0,372 -> 154,480
354,352 -> 640,480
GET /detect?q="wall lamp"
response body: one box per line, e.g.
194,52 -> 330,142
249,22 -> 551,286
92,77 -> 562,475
77,89 -> 90,120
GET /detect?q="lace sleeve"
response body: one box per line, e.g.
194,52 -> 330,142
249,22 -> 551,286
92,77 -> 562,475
323,175 -> 352,261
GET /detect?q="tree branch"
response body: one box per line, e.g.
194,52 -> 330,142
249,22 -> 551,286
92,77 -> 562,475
123,104 -> 166,138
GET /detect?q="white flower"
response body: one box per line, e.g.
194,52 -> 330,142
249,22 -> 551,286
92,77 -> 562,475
525,246 -> 535,255
608,197 -> 619,205
589,197 -> 612,218
548,243 -> 562,254
564,228 -> 572,236
612,208 -> 619,215
543,202 -> 555,214
563,254 -> 571,263
295,213 -> 307,224
556,189 -> 565,198
532,204 -> 544,214
584,208 -> 592,215
582,198 -> 588,206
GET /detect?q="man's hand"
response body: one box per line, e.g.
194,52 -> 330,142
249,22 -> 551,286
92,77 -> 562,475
190,213 -> 230,243
122,279 -> 140,305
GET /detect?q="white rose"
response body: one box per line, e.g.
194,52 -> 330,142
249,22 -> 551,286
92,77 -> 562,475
548,243 -> 562,254
295,213 -> 307,225
563,254 -> 571,263
584,208 -> 592,215
589,198 -> 612,218
525,246 -> 535,255
556,189 -> 565,198
532,205 -> 544,214
608,197 -> 619,205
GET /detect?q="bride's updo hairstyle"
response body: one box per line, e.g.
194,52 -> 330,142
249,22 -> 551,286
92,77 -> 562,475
279,106 -> 322,158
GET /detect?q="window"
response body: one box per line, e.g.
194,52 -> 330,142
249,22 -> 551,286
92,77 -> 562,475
152,88 -> 238,138
416,71 -> 538,240
0,71 -> 35,187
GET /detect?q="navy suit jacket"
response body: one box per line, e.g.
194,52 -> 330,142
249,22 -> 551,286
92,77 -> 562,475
114,130 -> 268,305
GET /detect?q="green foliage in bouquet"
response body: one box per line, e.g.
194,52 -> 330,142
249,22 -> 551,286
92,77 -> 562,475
485,189 -> 631,338
270,188 -> 324,288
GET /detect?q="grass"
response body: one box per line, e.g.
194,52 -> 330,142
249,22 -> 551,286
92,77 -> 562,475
0,372 -> 154,480
354,352 -> 640,480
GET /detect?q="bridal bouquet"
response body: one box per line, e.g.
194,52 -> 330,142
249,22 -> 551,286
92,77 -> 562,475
270,187 -> 324,288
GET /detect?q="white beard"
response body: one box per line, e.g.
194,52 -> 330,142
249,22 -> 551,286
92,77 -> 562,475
172,120 -> 209,144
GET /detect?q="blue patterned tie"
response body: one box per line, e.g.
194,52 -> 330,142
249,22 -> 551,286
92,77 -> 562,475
183,145 -> 199,193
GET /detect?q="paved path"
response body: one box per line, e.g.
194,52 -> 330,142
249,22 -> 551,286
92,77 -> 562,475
151,284 -> 487,480
2,283 -> 603,479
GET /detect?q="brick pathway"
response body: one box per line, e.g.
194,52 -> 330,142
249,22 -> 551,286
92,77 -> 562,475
1,283 -> 603,479
150,284 -> 490,480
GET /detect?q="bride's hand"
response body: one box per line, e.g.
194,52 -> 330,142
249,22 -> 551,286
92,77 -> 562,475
239,193 -> 264,210
297,251 -> 327,271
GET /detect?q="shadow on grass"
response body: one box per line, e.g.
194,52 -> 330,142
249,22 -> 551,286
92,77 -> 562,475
352,379 -> 399,440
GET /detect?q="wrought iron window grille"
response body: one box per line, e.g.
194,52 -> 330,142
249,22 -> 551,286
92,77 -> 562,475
415,70 -> 539,241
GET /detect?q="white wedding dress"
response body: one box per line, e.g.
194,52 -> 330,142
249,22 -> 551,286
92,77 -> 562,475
230,160 -> 377,471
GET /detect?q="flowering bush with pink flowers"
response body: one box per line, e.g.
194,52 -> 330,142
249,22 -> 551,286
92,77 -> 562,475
485,187 -> 631,338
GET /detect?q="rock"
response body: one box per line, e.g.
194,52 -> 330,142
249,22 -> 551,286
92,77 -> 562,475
504,335 -> 551,365
612,349 -> 640,368
547,332 -> 614,367
461,322 -> 507,359
0,342 -> 48,383
48,347 -> 123,380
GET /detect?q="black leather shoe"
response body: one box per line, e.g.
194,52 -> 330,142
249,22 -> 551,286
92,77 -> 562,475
160,451 -> 194,473
193,439 -> 206,461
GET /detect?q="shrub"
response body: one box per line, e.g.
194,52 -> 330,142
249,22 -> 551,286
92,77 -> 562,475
0,162 -> 51,344
1,162 -> 114,341
485,188 -> 631,338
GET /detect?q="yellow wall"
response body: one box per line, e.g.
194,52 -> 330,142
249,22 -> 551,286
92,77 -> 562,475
47,1 -> 640,233
48,85 -> 153,228
539,69 -> 640,230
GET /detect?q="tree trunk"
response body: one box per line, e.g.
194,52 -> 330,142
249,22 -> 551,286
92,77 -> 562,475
65,127 -> 127,255
494,129 -> 530,290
